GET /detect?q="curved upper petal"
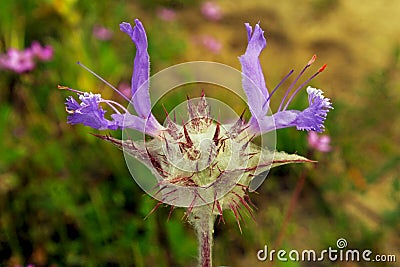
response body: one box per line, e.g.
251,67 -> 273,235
120,19 -> 164,135
239,23 -> 269,117
120,19 -> 151,118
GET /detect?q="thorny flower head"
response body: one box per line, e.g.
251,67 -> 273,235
61,19 -> 332,226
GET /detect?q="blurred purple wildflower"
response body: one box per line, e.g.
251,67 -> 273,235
93,25 -> 113,41
193,35 -> 222,54
0,41 -> 53,73
0,48 -> 35,73
157,8 -> 177,22
239,23 -> 333,134
118,81 -> 132,98
307,131 -> 331,152
201,1 -> 223,21
30,41 -> 54,61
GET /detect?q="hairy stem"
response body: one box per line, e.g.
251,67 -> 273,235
189,205 -> 216,267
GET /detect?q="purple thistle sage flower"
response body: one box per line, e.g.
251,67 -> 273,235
60,19 -> 332,267
239,23 -> 332,135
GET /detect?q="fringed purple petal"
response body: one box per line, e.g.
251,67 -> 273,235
239,23 -> 269,117
294,86 -> 333,132
65,93 -> 118,130
64,92 -> 163,135
250,87 -> 332,134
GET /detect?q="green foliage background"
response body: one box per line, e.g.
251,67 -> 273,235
0,0 -> 399,266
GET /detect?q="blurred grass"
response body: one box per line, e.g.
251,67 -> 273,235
0,0 -> 399,266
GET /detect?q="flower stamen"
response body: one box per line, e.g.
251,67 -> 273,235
282,63 -> 327,111
101,99 -> 129,114
65,106 -> 75,114
77,61 -> 132,103
263,69 -> 294,109
277,54 -> 317,112
58,85 -> 84,94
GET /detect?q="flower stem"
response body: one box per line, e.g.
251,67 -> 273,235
189,205 -> 216,267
